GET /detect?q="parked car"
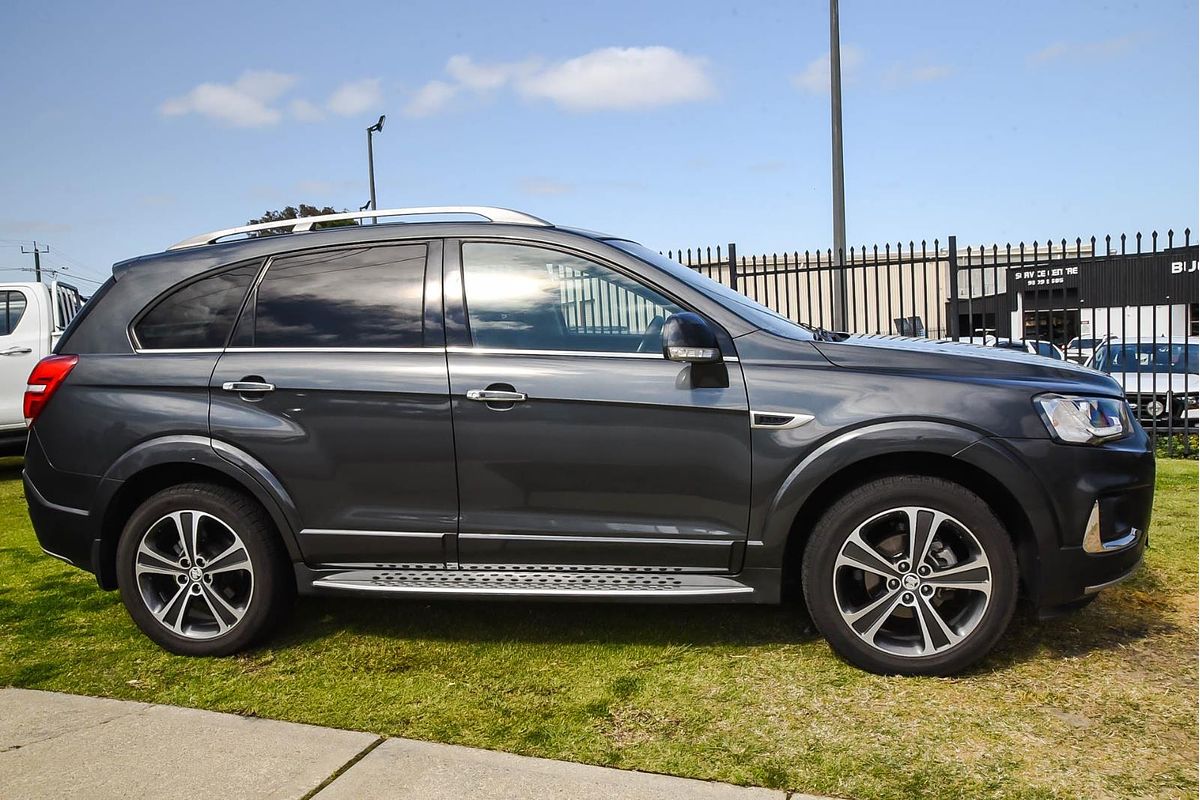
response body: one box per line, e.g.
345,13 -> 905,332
23,207 -> 1153,676
1087,338 -> 1198,424
960,335 -> 1065,360
1064,336 -> 1112,365
0,280 -> 83,452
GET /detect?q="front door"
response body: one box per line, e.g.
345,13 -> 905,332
446,240 -> 751,573
210,241 -> 458,568
0,289 -> 44,431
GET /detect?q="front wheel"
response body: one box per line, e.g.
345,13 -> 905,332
116,482 -> 293,656
802,475 -> 1018,676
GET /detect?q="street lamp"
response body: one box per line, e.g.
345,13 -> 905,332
829,0 -> 848,331
366,115 -> 386,222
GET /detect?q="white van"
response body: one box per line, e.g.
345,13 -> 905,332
0,281 -> 84,451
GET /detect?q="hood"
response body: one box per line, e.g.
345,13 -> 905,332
810,335 -> 1123,395
1107,371 -> 1199,395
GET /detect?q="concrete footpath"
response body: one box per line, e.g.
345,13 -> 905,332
0,688 -> 828,799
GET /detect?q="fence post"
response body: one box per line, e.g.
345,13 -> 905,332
946,235 -> 960,341
727,242 -> 739,291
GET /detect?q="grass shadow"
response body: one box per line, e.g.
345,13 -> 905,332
273,594 -> 817,650
0,455 -> 25,483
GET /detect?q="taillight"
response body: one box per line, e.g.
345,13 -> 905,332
24,354 -> 78,424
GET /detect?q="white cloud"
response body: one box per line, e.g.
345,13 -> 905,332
791,46 -> 863,95
518,177 -> 573,196
446,54 -> 539,90
517,47 -> 714,112
289,98 -> 325,122
403,46 -> 714,117
1028,34 -> 1141,65
327,78 -> 383,116
160,70 -> 298,127
404,80 -> 459,118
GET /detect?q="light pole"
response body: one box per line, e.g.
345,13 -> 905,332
829,0 -> 848,331
366,115 -> 386,221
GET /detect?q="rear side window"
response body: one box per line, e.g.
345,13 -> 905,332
235,244 -> 426,348
1,291 -> 27,336
134,263 -> 260,350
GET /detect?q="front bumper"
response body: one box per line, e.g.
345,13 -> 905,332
998,429 -> 1154,609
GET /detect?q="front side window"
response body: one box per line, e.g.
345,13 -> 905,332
238,244 -> 426,348
461,242 -> 682,352
134,263 -> 259,349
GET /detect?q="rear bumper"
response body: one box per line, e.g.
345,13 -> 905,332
24,472 -> 97,574
997,430 -> 1154,609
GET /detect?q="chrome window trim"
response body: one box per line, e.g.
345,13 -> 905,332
447,346 -> 739,362
132,346 -> 437,355
225,347 -> 434,354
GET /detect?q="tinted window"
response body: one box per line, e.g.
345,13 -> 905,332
1095,343 -> 1200,375
242,244 -> 426,348
1,292 -> 27,336
609,240 -> 816,341
462,243 -> 682,352
135,263 -> 258,349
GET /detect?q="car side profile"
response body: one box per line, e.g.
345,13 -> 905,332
24,207 -> 1154,676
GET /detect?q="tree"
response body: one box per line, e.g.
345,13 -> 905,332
245,205 -> 357,236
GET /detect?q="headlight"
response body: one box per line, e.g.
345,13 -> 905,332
1036,394 -> 1129,444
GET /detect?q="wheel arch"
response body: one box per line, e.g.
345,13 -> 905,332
777,451 -> 1040,601
92,436 -> 301,590
750,422 -> 1053,603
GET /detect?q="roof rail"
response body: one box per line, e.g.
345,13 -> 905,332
167,206 -> 553,250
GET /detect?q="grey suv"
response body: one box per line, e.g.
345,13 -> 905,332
23,207 -> 1153,675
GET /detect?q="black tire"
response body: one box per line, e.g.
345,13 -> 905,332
802,475 -> 1018,676
116,482 -> 293,656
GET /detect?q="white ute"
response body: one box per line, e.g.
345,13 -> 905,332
0,281 -> 84,451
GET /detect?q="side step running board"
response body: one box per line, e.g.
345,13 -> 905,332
310,569 -> 755,599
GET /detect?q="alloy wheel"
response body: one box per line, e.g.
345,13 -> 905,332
133,510 -> 255,640
832,506 -> 992,657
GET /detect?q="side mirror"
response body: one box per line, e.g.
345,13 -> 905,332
662,312 -> 721,364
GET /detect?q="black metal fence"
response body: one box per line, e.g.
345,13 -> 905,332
667,229 -> 1199,457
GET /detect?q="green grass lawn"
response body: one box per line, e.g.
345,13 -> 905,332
1,457 -> 1196,800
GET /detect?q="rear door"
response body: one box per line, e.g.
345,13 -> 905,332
210,241 -> 458,568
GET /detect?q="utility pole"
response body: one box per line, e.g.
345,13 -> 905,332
829,0 -> 848,331
21,241 -> 49,283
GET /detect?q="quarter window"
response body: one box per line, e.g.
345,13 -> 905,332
461,243 -> 682,352
237,245 -> 426,348
134,263 -> 259,349
1,291 -> 27,336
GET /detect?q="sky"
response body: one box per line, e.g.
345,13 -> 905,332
1,0 -> 1197,289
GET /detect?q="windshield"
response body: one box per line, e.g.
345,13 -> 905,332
1093,342 -> 1199,375
609,240 -> 815,340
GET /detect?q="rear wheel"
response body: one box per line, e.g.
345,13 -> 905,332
802,475 -> 1018,676
116,482 -> 293,656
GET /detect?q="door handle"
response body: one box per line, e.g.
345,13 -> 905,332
221,380 -> 276,393
0,346 -> 32,356
466,389 -> 527,402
